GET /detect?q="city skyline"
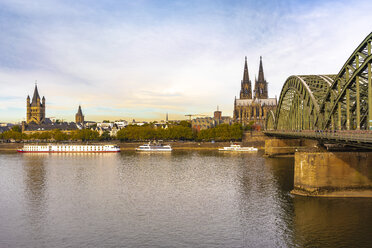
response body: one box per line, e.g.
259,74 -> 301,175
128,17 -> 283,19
0,0 -> 371,122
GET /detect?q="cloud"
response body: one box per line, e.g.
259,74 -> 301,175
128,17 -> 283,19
0,0 -> 371,122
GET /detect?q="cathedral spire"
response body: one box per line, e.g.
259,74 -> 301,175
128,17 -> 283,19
254,56 -> 268,99
258,56 -> 264,83
239,56 -> 252,99
243,56 -> 249,82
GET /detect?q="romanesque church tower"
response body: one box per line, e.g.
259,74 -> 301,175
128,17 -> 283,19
26,84 -> 45,124
254,56 -> 268,99
75,105 -> 84,123
239,56 -> 252,99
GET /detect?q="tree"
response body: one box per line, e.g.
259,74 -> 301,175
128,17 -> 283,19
11,125 -> 21,132
51,129 -> 70,141
100,131 -> 111,141
243,121 -> 255,131
197,123 -> 243,141
1,130 -> 23,141
179,120 -> 191,128
230,123 -> 243,140
0,125 -> 28,141
71,129 -> 99,141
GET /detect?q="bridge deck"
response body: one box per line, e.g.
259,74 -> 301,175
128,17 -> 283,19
264,130 -> 372,149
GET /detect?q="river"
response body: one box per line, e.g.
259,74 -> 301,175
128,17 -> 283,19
0,150 -> 371,247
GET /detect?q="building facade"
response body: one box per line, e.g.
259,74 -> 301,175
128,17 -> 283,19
233,56 -> 277,128
22,122 -> 78,135
192,107 -> 233,131
75,105 -> 84,124
27,85 -> 45,124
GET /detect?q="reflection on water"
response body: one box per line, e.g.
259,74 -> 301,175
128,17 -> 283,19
0,151 -> 371,248
23,154 -> 47,244
293,197 -> 372,248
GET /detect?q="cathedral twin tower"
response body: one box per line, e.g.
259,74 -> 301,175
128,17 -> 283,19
239,56 -> 268,100
234,56 -> 277,128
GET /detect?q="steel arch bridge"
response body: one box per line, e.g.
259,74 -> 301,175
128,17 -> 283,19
265,32 -> 372,147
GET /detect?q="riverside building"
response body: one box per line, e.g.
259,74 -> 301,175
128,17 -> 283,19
26,84 -> 45,124
75,105 -> 84,124
233,56 -> 277,129
192,107 -> 232,131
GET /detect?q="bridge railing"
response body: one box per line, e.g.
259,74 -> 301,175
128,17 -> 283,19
264,130 -> 372,143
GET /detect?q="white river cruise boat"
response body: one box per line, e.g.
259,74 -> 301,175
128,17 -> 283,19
136,143 -> 172,152
218,144 -> 258,152
17,144 -> 120,153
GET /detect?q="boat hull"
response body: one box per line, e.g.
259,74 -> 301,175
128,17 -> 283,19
136,143 -> 172,152
17,144 -> 121,153
17,150 -> 120,153
218,149 -> 257,152
135,149 -> 172,152
218,144 -> 258,152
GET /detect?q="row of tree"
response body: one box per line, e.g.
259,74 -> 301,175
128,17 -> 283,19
197,123 -> 243,141
0,123 -> 245,142
0,127 -> 102,141
116,125 -> 194,141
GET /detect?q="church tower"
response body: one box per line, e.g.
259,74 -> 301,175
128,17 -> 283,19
75,105 -> 84,123
239,56 -> 252,99
254,56 -> 268,99
26,84 -> 45,124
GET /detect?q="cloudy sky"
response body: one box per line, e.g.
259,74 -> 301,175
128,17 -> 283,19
0,0 -> 371,122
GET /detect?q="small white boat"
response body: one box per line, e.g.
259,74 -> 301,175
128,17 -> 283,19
136,142 -> 172,152
218,144 -> 258,152
17,144 -> 120,153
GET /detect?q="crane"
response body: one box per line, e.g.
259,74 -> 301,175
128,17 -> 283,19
185,114 -> 207,120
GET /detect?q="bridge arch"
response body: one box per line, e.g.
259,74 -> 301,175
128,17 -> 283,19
266,110 -> 275,130
270,32 -> 372,131
322,32 -> 372,130
274,75 -> 332,130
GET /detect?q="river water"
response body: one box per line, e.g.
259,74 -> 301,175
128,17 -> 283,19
0,150 -> 371,248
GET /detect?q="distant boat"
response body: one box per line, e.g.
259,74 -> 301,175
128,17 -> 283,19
218,144 -> 258,152
17,144 -> 120,153
136,142 -> 172,152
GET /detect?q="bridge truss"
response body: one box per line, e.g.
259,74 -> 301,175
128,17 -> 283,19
267,32 -> 372,132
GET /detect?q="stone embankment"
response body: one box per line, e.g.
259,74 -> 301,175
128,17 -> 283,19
242,131 -> 270,149
0,143 -> 22,152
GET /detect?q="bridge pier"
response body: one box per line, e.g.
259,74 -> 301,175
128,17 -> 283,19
292,152 -> 372,197
264,138 -> 319,157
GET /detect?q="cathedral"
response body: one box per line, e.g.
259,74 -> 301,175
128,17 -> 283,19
26,84 -> 45,124
233,56 -> 277,129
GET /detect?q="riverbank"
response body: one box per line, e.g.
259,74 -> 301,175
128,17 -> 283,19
0,140 -> 266,152
118,141 -> 265,150
0,131 -> 270,152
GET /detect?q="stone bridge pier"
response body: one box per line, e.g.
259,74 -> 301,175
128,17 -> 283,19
292,152 -> 372,197
265,138 -> 372,197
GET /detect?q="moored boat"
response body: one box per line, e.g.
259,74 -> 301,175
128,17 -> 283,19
218,144 -> 257,152
136,142 -> 172,152
17,144 -> 120,153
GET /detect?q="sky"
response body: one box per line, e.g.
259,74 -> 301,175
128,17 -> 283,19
0,0 -> 371,123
